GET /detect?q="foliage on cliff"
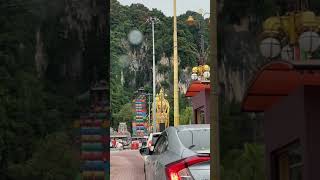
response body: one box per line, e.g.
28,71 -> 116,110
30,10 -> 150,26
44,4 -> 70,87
0,0 -> 107,179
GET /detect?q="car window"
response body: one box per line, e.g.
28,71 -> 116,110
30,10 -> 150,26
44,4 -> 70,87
178,129 -> 210,152
152,134 -> 160,145
158,137 -> 168,153
153,136 -> 164,154
153,133 -> 168,154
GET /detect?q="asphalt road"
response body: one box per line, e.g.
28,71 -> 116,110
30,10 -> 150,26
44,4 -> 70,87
110,150 -> 145,180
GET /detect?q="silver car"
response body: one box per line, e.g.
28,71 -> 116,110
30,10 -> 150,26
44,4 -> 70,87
142,124 -> 210,180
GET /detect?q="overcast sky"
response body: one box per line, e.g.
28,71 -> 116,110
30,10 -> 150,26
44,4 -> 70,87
117,0 -> 210,17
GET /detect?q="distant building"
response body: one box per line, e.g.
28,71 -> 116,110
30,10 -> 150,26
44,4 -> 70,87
117,122 -> 129,135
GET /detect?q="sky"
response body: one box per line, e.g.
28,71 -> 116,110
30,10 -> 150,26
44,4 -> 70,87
117,0 -> 210,17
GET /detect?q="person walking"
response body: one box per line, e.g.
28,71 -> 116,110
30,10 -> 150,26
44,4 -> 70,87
112,138 -> 116,148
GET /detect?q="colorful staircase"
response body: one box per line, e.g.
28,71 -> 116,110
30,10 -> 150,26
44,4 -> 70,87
133,94 -> 148,137
75,81 -> 110,180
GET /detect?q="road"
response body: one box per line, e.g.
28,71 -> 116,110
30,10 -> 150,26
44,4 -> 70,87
110,150 -> 145,180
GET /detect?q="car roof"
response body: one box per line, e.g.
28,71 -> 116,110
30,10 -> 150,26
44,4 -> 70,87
164,125 -> 210,156
151,132 -> 161,135
175,124 -> 210,131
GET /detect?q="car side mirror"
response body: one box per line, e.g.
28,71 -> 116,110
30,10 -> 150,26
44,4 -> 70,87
142,142 -> 147,147
140,147 -> 148,155
149,149 -> 153,155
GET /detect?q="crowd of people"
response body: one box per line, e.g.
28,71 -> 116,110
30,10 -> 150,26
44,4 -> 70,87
111,138 -> 124,149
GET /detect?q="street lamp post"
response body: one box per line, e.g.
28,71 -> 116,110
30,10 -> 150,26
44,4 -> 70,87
147,17 -> 160,133
145,93 -> 152,133
173,0 -> 179,127
259,10 -> 320,61
186,10 -> 210,65
186,12 -> 211,83
186,9 -> 220,179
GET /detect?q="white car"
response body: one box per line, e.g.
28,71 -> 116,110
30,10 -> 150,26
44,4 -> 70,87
116,142 -> 123,149
147,132 -> 161,151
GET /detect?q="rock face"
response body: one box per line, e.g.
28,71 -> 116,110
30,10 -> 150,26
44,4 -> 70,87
35,29 -> 47,77
219,19 -> 266,103
156,55 -> 190,94
119,27 -> 264,104
35,0 -> 107,83
121,39 -> 150,88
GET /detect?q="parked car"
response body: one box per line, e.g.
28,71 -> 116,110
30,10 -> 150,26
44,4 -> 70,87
147,132 -> 161,152
111,138 -> 117,148
116,140 -> 123,149
141,124 -> 210,180
131,140 -> 140,150
138,136 -> 147,148
122,139 -> 130,149
132,136 -> 148,148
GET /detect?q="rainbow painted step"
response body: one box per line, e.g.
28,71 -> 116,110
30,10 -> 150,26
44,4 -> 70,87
133,123 -> 145,126
80,114 -> 91,120
135,116 -> 145,119
92,106 -> 109,112
81,152 -> 109,161
136,113 -> 147,116
81,160 -> 109,171
78,120 -> 110,128
136,110 -> 146,112
135,126 -> 145,130
80,127 -> 107,135
81,143 -> 105,151
135,119 -> 145,123
81,135 -> 109,143
89,113 -> 107,119
82,171 -> 105,179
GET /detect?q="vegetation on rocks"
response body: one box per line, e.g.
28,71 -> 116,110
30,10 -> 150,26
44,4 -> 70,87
0,0 -> 107,179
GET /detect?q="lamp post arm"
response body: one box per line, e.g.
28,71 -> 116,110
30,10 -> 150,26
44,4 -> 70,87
202,12 -> 211,17
198,12 -> 210,64
196,25 -> 205,65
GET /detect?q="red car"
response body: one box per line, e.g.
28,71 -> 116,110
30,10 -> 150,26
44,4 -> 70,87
112,139 -> 116,148
131,141 -> 139,150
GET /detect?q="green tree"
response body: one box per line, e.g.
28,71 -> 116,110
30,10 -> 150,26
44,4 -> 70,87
112,103 -> 134,129
7,132 -> 79,180
222,143 -> 266,180
180,106 -> 193,125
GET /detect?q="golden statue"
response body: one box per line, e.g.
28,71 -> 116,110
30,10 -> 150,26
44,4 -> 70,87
153,88 -> 170,131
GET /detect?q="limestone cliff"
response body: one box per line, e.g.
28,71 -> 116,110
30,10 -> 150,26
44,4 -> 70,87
35,0 -> 107,85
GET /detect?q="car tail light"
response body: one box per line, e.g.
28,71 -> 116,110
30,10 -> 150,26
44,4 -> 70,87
148,140 -> 152,147
165,155 -> 210,180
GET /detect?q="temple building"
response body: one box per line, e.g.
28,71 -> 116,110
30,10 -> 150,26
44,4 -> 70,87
185,64 -> 211,124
